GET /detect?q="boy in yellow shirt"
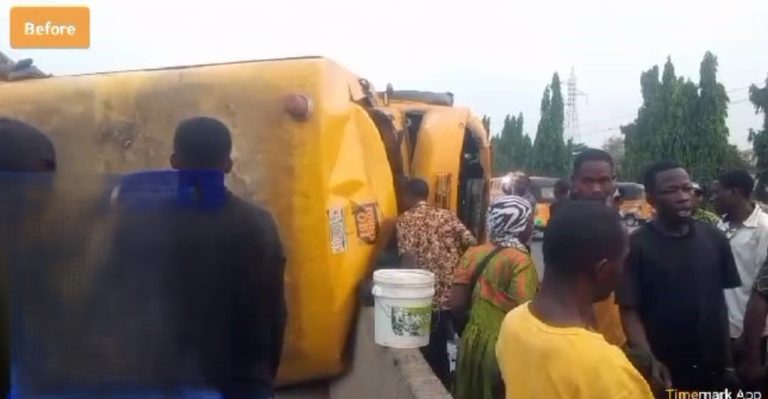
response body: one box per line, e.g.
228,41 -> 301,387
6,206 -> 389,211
496,201 -> 652,399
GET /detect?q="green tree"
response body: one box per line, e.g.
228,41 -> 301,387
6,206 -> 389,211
602,135 -> 625,176
622,66 -> 661,181
749,77 -> 768,201
694,52 -> 731,182
622,53 -> 738,184
512,114 -> 533,169
491,113 -> 531,175
529,73 -> 569,177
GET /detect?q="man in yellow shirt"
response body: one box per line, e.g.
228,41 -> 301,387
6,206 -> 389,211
496,202 -> 653,398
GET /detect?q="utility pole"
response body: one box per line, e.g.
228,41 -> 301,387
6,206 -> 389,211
565,67 -> 587,142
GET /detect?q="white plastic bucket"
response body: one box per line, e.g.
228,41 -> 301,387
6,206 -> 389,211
371,269 -> 435,348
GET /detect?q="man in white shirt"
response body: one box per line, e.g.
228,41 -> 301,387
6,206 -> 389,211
712,170 -> 768,360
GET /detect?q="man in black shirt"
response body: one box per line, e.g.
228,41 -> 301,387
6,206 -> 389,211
617,161 -> 741,391
169,116 -> 287,398
103,117 -> 286,398
0,119 -> 57,399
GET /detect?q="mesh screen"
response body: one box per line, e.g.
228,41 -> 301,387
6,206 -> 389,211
0,171 -> 246,399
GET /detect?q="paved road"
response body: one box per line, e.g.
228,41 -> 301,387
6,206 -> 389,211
531,240 -> 545,280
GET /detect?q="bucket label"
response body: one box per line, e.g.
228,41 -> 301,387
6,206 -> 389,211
353,203 -> 379,245
328,207 -> 348,254
390,306 -> 431,337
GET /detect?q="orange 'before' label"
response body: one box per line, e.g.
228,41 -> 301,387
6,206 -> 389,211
10,7 -> 90,49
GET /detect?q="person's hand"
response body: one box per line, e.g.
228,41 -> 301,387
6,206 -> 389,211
738,361 -> 765,390
721,368 -> 741,390
623,346 -> 671,390
651,358 -> 673,389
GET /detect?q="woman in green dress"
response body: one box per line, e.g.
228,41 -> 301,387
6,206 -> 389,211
450,195 -> 539,399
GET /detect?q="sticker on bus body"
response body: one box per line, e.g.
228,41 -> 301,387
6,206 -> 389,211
328,207 -> 348,254
353,203 -> 379,245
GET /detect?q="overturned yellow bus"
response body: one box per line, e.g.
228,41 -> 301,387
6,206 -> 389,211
0,56 -> 491,386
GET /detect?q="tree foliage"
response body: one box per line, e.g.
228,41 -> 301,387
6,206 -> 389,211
749,77 -> 768,201
529,73 -> 570,177
491,113 -> 532,175
621,52 -> 743,184
602,135 -> 625,176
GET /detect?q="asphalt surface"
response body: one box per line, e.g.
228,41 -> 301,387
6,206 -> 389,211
531,240 -> 545,280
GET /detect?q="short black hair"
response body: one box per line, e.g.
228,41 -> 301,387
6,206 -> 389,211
543,201 -> 625,276
173,117 -> 233,169
405,177 -> 429,200
719,170 -> 754,198
643,160 -> 682,195
0,118 -> 56,172
573,148 -> 614,175
554,178 -> 570,193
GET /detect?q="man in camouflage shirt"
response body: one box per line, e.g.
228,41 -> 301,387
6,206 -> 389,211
396,177 -> 476,387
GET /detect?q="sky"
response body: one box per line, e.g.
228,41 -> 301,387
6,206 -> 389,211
2,0 -> 766,150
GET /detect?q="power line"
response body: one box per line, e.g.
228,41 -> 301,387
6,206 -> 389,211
578,126 -> 622,138
727,86 -> 752,93
578,115 -> 636,129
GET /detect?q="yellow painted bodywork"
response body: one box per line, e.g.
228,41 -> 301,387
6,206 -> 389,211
0,57 -> 397,386
381,101 -> 491,213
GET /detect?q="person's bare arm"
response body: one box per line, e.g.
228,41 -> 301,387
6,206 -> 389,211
617,235 -> 650,352
449,284 -> 470,317
449,252 -> 477,334
739,293 -> 768,385
448,284 -> 471,335
616,233 -> 672,388
621,307 -> 652,354
738,258 -> 768,388
451,215 -> 477,250
621,307 -> 672,388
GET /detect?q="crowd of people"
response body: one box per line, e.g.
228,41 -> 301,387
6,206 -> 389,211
396,148 -> 768,398
0,117 -> 286,399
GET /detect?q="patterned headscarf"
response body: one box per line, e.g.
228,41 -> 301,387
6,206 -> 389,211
486,195 -> 532,251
